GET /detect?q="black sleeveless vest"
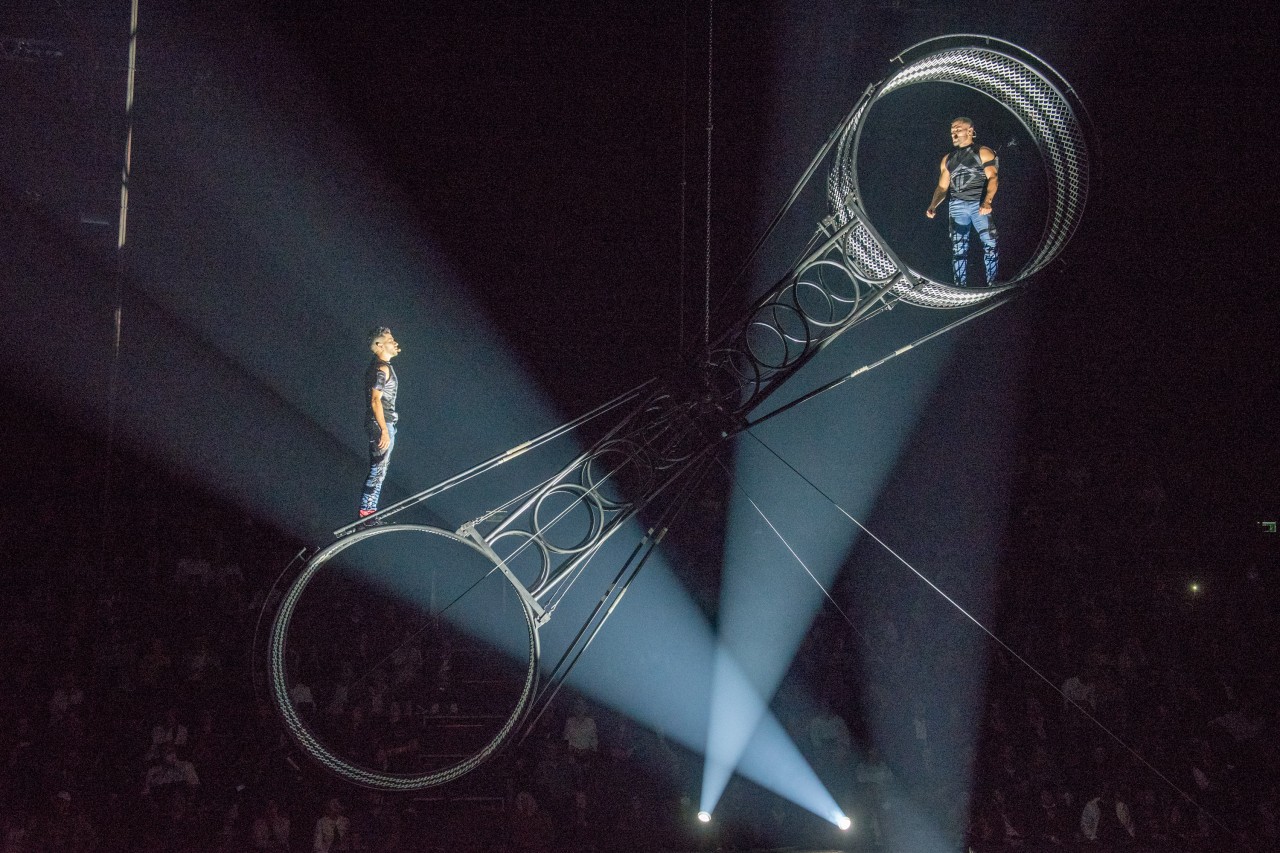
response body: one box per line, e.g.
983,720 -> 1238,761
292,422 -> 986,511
946,145 -> 990,202
364,358 -> 398,426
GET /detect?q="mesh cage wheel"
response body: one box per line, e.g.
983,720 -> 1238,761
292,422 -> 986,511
829,35 -> 1092,309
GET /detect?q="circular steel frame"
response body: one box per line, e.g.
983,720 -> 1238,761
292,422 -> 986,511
533,484 -> 606,555
490,528 -> 552,594
828,36 -> 1091,308
583,439 -> 651,511
266,524 -> 539,790
791,259 -> 862,328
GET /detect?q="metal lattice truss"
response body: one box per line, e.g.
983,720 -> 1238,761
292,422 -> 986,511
264,36 -> 1091,791
265,380 -> 723,789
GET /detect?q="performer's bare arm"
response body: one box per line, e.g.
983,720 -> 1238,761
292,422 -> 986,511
926,154 -> 950,218
371,366 -> 390,451
979,145 -> 998,216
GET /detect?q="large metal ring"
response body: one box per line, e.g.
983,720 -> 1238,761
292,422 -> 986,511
829,36 -> 1092,308
265,525 -> 538,790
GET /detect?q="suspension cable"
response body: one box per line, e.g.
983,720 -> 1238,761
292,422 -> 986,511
714,92 -> 872,323
714,456 -> 873,651
98,0 -> 140,575
742,428 -> 1227,834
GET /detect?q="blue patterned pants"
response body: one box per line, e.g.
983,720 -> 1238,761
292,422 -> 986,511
949,199 -> 998,286
359,423 -> 396,515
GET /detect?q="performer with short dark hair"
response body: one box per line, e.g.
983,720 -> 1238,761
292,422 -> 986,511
926,116 -> 1000,286
358,327 -> 401,519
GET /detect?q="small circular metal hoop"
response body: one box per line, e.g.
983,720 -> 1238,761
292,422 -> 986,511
638,398 -> 702,469
770,285 -> 814,346
266,525 -> 538,790
829,36 -> 1091,308
490,528 -> 552,593
532,483 -> 605,555
707,347 -> 762,412
792,258 -> 863,328
582,440 -> 652,511
745,302 -> 812,369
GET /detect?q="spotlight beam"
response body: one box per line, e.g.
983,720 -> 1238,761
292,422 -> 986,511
521,452 -> 716,735
702,645 -> 846,824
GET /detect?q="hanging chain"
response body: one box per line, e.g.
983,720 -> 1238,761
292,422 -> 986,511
703,0 -> 714,357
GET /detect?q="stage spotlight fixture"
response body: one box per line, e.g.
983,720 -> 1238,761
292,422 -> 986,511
697,811 -> 712,823
837,815 -> 852,831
